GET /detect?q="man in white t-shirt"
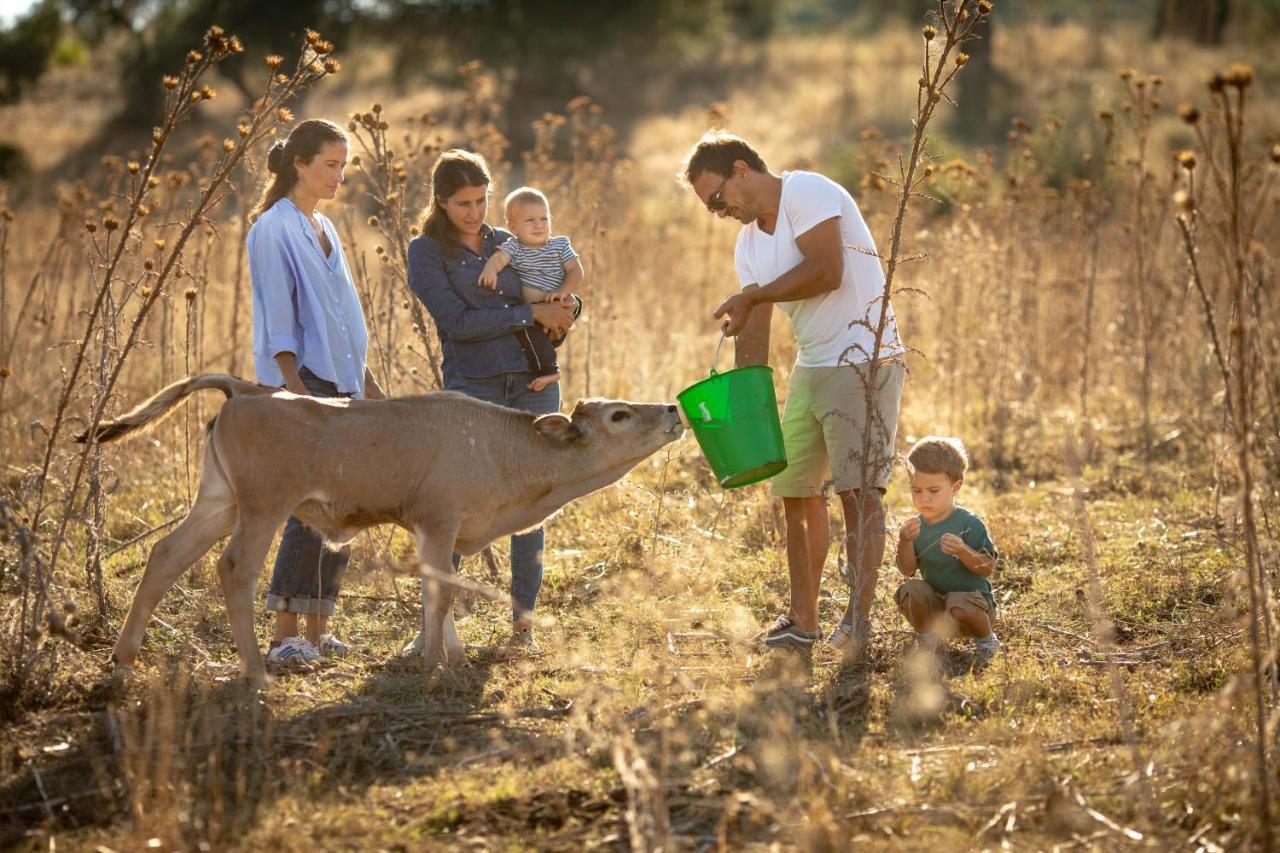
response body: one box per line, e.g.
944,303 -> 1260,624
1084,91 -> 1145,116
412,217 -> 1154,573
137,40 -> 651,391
682,131 -> 906,660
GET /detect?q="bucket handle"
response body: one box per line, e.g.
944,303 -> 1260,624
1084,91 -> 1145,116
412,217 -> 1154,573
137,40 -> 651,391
710,331 -> 728,377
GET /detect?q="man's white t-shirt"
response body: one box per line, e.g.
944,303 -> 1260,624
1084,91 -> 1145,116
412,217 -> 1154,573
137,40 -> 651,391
734,171 -> 904,368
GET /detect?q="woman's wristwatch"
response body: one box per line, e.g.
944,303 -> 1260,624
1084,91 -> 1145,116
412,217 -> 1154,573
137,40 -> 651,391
570,294 -> 583,319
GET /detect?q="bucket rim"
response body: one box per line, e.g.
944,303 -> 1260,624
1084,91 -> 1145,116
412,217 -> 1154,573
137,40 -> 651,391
677,363 -> 775,402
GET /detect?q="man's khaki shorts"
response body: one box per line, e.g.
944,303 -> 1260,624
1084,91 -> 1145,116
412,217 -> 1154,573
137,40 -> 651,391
770,360 -> 905,498
894,578 -> 995,638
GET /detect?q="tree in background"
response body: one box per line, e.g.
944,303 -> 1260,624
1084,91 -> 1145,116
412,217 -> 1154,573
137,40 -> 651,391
368,0 -> 775,151
0,0 -> 61,104
1153,0 -> 1231,44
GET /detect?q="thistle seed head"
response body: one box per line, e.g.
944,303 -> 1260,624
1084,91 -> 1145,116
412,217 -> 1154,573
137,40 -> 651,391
1176,150 -> 1196,170
185,288 -> 198,301
1223,64 -> 1254,89
266,55 -> 284,70
922,25 -> 936,41
1178,103 -> 1200,124
162,75 -> 179,90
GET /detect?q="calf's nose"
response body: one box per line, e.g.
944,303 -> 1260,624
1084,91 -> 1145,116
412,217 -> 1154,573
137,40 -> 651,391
666,404 -> 677,412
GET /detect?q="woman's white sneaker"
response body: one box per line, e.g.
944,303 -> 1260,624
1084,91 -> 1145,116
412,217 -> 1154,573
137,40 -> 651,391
266,636 -> 320,669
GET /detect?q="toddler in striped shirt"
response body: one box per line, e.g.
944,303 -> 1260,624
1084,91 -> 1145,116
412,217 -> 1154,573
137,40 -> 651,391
479,186 -> 584,391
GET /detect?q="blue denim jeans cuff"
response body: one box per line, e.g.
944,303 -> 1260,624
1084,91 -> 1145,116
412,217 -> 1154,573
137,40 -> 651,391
264,593 -> 337,617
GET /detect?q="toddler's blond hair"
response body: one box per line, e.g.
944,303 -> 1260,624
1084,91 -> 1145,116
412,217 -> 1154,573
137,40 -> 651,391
505,186 -> 550,217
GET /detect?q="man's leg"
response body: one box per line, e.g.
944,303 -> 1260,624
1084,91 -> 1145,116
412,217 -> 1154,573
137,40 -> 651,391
782,495 -> 829,631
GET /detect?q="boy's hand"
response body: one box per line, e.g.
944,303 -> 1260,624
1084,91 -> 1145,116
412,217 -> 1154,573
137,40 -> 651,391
478,267 -> 498,289
939,533 -> 970,557
899,517 -> 921,541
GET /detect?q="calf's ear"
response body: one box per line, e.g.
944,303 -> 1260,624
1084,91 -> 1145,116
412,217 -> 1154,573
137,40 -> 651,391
534,413 -> 584,443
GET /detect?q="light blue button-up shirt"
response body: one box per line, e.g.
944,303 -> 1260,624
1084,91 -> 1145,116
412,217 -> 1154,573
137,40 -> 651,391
246,197 -> 369,397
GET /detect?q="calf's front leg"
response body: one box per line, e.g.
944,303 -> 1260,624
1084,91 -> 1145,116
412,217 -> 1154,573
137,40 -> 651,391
414,526 -> 462,669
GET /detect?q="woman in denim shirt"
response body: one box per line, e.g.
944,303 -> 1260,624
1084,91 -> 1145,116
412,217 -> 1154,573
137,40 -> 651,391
406,149 -> 578,648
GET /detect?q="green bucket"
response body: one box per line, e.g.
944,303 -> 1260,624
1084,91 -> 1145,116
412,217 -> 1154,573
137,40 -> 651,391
678,334 -> 787,489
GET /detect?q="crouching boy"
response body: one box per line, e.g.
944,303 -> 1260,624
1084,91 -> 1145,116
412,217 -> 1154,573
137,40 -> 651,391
894,436 -> 1002,664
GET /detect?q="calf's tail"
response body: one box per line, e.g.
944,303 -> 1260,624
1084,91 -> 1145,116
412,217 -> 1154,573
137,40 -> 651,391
75,373 -> 265,445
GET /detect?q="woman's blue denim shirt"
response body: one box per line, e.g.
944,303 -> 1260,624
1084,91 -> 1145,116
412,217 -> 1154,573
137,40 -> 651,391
407,225 -> 541,381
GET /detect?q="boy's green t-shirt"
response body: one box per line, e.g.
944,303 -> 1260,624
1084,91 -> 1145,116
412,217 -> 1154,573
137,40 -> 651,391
913,505 -> 998,610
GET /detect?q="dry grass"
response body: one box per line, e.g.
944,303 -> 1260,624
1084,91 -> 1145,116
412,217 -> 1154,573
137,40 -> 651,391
1,8 -> 1278,851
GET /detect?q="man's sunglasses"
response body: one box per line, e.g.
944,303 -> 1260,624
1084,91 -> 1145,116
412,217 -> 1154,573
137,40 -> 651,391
705,173 -> 730,213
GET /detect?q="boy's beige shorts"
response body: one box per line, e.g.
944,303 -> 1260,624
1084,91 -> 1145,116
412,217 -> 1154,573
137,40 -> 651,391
770,359 -> 906,498
894,578 -> 995,638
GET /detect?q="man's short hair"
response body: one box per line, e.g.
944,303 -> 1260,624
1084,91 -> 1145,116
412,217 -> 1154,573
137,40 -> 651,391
907,436 -> 969,482
681,132 -> 768,185
505,186 -> 550,217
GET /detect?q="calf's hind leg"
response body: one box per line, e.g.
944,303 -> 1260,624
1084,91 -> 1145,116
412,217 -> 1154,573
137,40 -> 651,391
216,512 -> 287,685
113,472 -> 236,675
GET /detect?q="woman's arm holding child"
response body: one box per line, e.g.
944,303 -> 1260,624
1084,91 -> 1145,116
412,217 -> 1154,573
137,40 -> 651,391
896,517 -> 921,577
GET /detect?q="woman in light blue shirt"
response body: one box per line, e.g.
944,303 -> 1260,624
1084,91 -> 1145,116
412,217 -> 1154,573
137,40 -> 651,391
246,118 -> 385,668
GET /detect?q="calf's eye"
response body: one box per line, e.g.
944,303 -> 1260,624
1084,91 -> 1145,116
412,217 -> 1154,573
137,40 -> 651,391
611,411 -> 630,422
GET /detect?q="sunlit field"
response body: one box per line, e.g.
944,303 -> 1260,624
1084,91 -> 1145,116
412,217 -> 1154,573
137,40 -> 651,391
2,2 -> 1279,849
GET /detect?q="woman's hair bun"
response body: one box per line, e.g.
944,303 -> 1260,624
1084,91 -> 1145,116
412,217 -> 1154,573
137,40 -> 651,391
266,141 -> 287,175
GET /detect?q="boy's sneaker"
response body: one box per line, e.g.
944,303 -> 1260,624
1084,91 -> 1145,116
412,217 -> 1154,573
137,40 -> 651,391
826,618 -> 856,651
316,634 -> 349,659
973,633 -> 1002,665
826,617 -> 871,658
266,636 -> 320,669
915,633 -> 943,655
762,614 -> 821,650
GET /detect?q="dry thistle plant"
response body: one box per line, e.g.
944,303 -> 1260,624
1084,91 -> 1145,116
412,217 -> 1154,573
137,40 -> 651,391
842,0 -> 993,661
1171,63 -> 1278,849
347,104 -> 446,390
1113,68 -> 1175,461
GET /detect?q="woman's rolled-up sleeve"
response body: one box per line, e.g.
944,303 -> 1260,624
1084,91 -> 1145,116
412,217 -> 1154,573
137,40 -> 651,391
247,223 -> 301,356
407,237 -> 534,342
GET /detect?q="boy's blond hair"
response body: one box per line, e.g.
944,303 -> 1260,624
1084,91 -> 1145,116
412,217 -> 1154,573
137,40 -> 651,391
504,186 -> 550,217
907,436 -> 969,483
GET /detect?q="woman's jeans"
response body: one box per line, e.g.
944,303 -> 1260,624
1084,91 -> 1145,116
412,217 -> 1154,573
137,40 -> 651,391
446,371 -> 560,618
264,367 -> 352,618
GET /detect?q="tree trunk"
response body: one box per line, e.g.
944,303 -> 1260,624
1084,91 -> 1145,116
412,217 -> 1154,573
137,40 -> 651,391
1154,0 -> 1231,44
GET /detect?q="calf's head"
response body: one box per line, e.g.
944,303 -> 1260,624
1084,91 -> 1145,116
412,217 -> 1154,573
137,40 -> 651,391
534,399 -> 683,472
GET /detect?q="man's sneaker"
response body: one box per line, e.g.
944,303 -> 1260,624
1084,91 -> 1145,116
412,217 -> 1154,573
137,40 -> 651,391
316,634 -> 349,659
266,636 -> 320,669
762,614 -> 821,650
973,633 -> 1002,665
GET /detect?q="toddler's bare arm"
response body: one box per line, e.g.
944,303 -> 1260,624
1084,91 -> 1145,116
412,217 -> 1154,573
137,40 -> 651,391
478,251 -> 511,288
552,257 -> 584,302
